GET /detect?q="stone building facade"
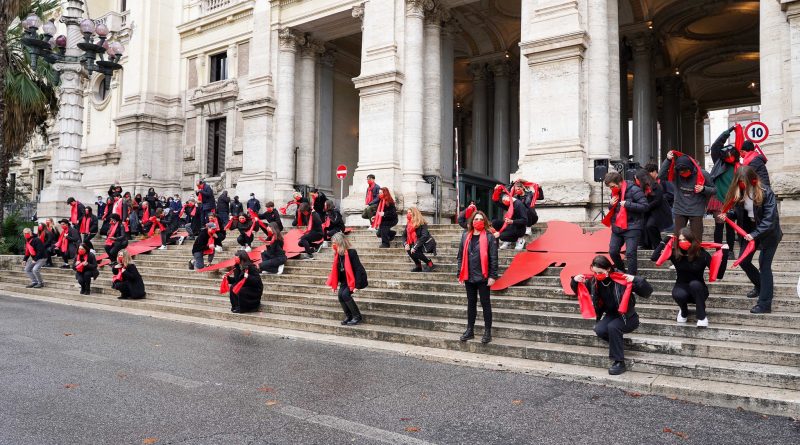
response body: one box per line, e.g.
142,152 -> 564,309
10,0 -> 800,221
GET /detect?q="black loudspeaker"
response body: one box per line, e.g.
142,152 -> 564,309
625,161 -> 641,181
593,159 -> 609,183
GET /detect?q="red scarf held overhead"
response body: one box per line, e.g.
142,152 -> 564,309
112,267 -> 124,283
458,229 -> 489,282
406,215 -> 417,246
56,227 -> 69,252
326,247 -> 357,292
464,205 -> 476,221
734,123 -> 745,151
497,199 -> 515,234
371,199 -> 386,229
147,216 -> 166,237
70,202 -> 79,224
79,215 -> 91,234
602,181 -> 628,230
105,221 -> 119,246
574,272 -> 633,319
527,183 -> 540,209
492,184 -> 511,203
668,151 -> 706,187
655,237 -> 725,282
75,253 -> 86,272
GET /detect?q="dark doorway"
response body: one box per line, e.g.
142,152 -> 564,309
207,118 -> 226,176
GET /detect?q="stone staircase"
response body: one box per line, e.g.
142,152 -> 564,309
2,221 -> 799,417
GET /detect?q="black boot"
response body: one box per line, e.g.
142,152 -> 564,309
460,328 -> 474,342
339,301 -> 353,325
410,262 -> 422,272
345,300 -> 362,325
481,328 -> 492,344
608,361 -> 626,375
746,287 -> 759,299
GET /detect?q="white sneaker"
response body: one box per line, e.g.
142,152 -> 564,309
696,318 -> 709,328
89,249 -> 96,255
215,245 -> 223,253
277,265 -> 284,275
245,245 -> 251,253
669,265 -> 675,270
157,245 -> 166,250
525,227 -> 532,236
321,241 -> 329,248
177,236 -> 185,246
515,238 -> 526,250
676,310 -> 688,323
499,241 -> 511,250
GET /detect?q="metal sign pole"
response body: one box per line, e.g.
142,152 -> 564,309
454,127 -> 461,214
340,178 -> 344,209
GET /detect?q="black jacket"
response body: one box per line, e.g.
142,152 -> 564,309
380,203 -> 398,227
230,200 -> 244,216
404,224 -> 436,253
658,157 -> 715,217
734,185 -> 783,246
262,238 -> 286,260
42,227 -> 57,247
73,252 -> 98,277
311,193 -> 327,215
216,192 -> 231,215
145,191 -> 159,210
192,230 -> 215,254
643,183 -> 672,231
24,236 -> 47,261
162,211 -> 180,233
670,250 -> 712,285
197,184 -> 215,211
609,180 -> 648,232
258,208 -> 284,232
106,221 -> 128,249
227,263 -> 263,307
82,214 -> 99,234
70,202 -> 86,225
324,209 -> 345,232
743,154 -> 771,187
335,249 -> 368,289
569,275 -> 653,320
114,264 -> 146,299
456,231 -> 499,283
293,212 -> 323,234
709,130 -> 736,183
366,183 -> 381,206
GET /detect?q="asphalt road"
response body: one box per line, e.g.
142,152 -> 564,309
0,295 -> 797,445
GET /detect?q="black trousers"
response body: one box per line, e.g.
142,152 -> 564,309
215,231 -> 226,246
259,256 -> 286,273
377,226 -> 396,247
672,280 -> 708,320
738,235 -> 779,310
82,233 -> 96,251
60,245 -> 77,263
299,232 -> 323,254
407,248 -> 431,267
229,290 -> 259,312
713,212 -> 736,250
237,233 -> 254,247
641,216 -> 662,250
491,220 -> 524,242
609,229 -> 640,275
594,313 -> 639,361
76,271 -> 94,293
104,241 -> 126,263
324,227 -> 341,241
161,229 -> 177,246
674,215 -> 703,241
465,280 -> 492,330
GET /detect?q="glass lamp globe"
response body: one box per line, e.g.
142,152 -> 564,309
95,23 -> 109,37
42,20 -> 57,36
79,18 -> 96,34
109,42 -> 124,56
25,14 -> 42,30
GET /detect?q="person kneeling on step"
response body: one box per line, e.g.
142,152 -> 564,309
457,211 -> 499,344
326,232 -> 368,325
405,207 -> 437,272
112,249 -> 146,300
491,193 -> 528,250
73,243 -> 98,295
189,223 -> 217,270
226,251 -> 263,313
259,223 -> 286,275
296,203 -> 324,259
570,255 -> 653,375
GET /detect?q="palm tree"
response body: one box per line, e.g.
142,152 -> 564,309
0,0 -> 59,235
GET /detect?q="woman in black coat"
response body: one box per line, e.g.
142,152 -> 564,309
326,232 -> 368,325
404,207 -> 437,272
216,191 -> 231,228
322,200 -> 345,245
112,249 -> 146,300
72,243 -> 98,295
229,214 -> 257,251
373,187 -> 398,248
570,255 -> 653,375
259,223 -> 286,275
227,251 -> 263,313
55,219 -> 81,269
457,211 -> 499,344
635,170 -> 672,249
491,193 -> 528,250
104,213 -> 129,266
295,203 -> 324,258
145,187 -> 159,210
258,201 -> 284,232
718,165 -> 782,314
40,219 -> 58,267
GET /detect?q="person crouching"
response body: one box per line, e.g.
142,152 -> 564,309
189,223 -> 218,270
226,251 -> 263,313
259,223 -> 286,275
22,227 -> 47,288
405,207 -> 437,272
73,243 -> 98,295
296,203 -> 324,259
111,249 -> 146,300
326,232 -> 368,325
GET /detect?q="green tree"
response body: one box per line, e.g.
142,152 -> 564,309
0,0 -> 59,235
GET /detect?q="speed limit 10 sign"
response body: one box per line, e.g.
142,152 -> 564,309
744,121 -> 769,144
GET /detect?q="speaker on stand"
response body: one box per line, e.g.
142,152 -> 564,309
592,159 -> 609,221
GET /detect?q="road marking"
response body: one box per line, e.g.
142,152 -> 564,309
272,404 -> 436,445
6,334 -> 36,343
148,372 -> 203,389
61,349 -> 107,362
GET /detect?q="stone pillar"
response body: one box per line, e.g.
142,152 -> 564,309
423,6 -> 443,178
316,51 -> 336,195
273,28 -> 303,201
775,1 -> 800,215
695,109 -> 707,166
38,0 -> 95,218
509,66 -> 520,175
439,18 -> 457,216
679,101 -> 697,160
660,77 -> 681,159
491,61 -> 511,181
469,63 -> 488,175
631,33 -> 655,165
586,0 -> 617,160
297,39 -> 322,187
619,40 -> 630,160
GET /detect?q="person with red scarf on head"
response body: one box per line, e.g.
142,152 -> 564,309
602,171 -> 648,275
78,207 -> 99,253
72,243 -> 98,295
295,203 -> 324,259
225,251 -> 263,313
66,197 -> 85,227
22,228 -> 47,288
457,211 -> 499,344
361,174 -> 382,226
40,218 -> 58,267
55,219 -> 81,269
321,200 -> 345,248
405,207 -> 437,272
490,192 -> 528,250
105,213 -> 129,267
112,249 -> 146,300
659,150 -> 716,241
259,222 -> 287,275
189,223 -> 218,270
326,232 -> 368,325
571,255 -> 653,375
457,201 -> 478,229
258,201 -> 284,232
718,166 -> 782,314
634,170 -> 672,250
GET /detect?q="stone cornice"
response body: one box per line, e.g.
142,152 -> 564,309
237,97 -> 276,116
81,147 -> 121,167
352,71 -> 404,95
189,79 -> 240,106
178,0 -> 255,37
520,31 -> 588,65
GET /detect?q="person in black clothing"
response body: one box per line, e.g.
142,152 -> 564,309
196,180 -> 216,224
99,197 -> 113,236
634,170 -> 672,250
570,255 -> 653,375
22,227 -> 47,288
72,243 -> 98,295
179,199 -> 202,240
207,214 -> 226,251
145,187 -> 159,210
230,195 -> 244,217
321,200 -> 345,246
646,163 -> 674,208
216,191 -> 231,228
362,174 -> 382,222
247,193 -> 262,213
96,196 -> 106,218
104,213 -> 129,266
66,197 -> 86,227
709,127 -> 740,256
740,140 -> 771,186
79,207 -> 99,252
295,203 -> 324,259
491,193 -> 528,250
405,207 -> 437,272
457,211 -> 499,344
510,179 -> 544,233
55,219 -> 81,269
112,249 -> 146,300
229,214 -> 257,251
309,188 -> 327,222
40,219 -> 57,267
157,209 -> 180,250
603,171 -> 648,275
719,165 -> 783,314
227,251 -> 263,313
373,187 -> 398,248
258,201 -> 284,232
189,223 -> 218,270
326,232 -> 368,325
259,223 -> 286,275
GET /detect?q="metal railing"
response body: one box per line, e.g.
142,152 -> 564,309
204,0 -> 243,13
3,202 -> 37,222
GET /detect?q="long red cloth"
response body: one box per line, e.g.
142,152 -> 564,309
79,216 -> 91,235
574,272 -> 633,319
667,151 -> 706,187
405,214 -> 417,246
105,221 -> 119,246
70,202 -> 79,224
56,227 -> 68,252
723,216 -> 756,268
25,238 -> 36,257
497,199 -> 515,234
370,199 -> 386,229
219,270 -> 234,294
655,237 -> 725,282
601,181 -> 628,229
147,216 -> 165,237
458,229 -> 488,282
326,247 -> 356,292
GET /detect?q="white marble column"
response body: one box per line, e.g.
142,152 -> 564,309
273,28 -> 303,200
779,0 -> 800,212
469,63 -> 488,175
297,39 -> 322,186
491,61 -> 511,181
440,20 -> 456,184
631,33 -> 654,164
619,40 -> 630,160
423,6 -> 443,177
316,51 -> 335,194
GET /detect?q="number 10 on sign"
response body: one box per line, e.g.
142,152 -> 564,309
745,121 -> 769,144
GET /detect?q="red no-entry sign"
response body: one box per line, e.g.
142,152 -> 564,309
336,165 -> 347,179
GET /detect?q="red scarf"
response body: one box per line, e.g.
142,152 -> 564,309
112,199 -> 123,217
224,219 -> 235,231
458,229 -> 488,282
70,202 -> 79,224
326,247 -> 356,291
245,219 -> 259,237
492,184 -> 511,202
365,183 -> 375,205
574,272 -> 633,319
38,226 -> 46,243
464,205 -> 476,221
734,123 -> 745,151
24,236 -> 36,257
371,199 -> 386,229
722,216 -> 756,268
75,252 -> 86,272
497,198 -> 515,234
196,186 -> 203,204
123,220 -> 130,233
105,221 -> 119,246
232,270 -> 247,295
203,229 -> 217,255
180,203 -> 197,218
219,270 -> 234,294
655,237 -> 725,282
147,216 -> 165,237
527,183 -> 540,208
742,146 -> 767,166
112,267 -> 124,283
142,206 -> 150,222
668,151 -> 706,187
406,214 -> 417,246
322,215 -> 331,231
602,181 -> 628,230
56,226 -> 69,252
79,214 -> 91,234
247,209 -> 268,234
103,203 -> 111,219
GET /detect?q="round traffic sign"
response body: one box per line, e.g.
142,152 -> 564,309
336,164 -> 347,180
744,121 -> 769,144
